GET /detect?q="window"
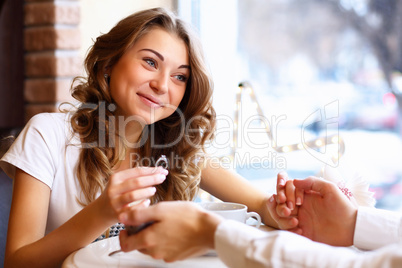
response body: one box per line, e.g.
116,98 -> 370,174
179,0 -> 402,211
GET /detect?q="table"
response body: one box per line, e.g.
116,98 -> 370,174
62,235 -> 228,268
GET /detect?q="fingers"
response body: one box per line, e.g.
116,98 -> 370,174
119,202 -> 161,226
119,229 -> 144,252
112,187 -> 156,211
276,172 -> 303,208
294,176 -> 335,196
120,229 -> 162,260
107,167 -> 167,209
285,180 -> 295,210
276,204 -> 290,217
112,172 -> 166,196
120,228 -> 178,262
120,226 -> 158,253
111,167 -> 168,186
288,227 -> 303,236
118,203 -> 160,253
104,167 -> 168,220
267,194 -> 298,230
295,187 -> 304,206
276,172 -> 289,204
108,172 -> 166,212
119,229 -> 131,251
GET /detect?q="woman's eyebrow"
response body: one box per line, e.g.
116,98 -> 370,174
140,48 -> 190,70
179,64 -> 190,70
141,48 -> 164,61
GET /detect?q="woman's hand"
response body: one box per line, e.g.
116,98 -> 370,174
97,166 -> 168,222
266,172 -> 303,232
275,172 -> 304,217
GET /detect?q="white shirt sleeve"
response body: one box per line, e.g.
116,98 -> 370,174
215,220 -> 402,268
354,206 -> 402,250
0,113 -> 63,188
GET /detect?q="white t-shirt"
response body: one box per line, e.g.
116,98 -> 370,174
214,207 -> 402,268
0,113 -> 86,235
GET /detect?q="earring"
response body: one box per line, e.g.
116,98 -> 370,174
104,74 -> 110,86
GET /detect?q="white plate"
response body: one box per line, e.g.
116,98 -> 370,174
62,236 -> 227,268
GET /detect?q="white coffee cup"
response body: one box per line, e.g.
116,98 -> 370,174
199,202 -> 261,228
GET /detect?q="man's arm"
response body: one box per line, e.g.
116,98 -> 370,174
217,194 -> 402,268
290,177 -> 402,249
216,219 -> 402,268
354,206 -> 402,250
117,200 -> 402,267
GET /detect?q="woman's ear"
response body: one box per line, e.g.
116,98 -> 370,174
104,65 -> 111,77
104,73 -> 110,86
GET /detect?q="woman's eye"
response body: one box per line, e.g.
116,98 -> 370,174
144,58 -> 156,68
175,75 -> 187,82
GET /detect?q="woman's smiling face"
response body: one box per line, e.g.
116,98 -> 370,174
109,27 -> 190,125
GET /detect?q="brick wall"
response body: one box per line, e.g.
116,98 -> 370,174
24,0 -> 81,122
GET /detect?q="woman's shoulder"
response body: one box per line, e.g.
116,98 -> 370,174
28,112 -> 67,125
25,112 -> 75,143
0,112 -> 73,182
27,112 -> 65,126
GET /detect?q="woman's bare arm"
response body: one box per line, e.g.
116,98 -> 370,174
5,167 -> 166,268
200,159 -> 297,229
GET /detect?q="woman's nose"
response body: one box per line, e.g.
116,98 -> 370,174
150,72 -> 169,94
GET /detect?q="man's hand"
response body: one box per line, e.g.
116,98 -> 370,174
294,177 -> 358,246
118,201 -> 223,262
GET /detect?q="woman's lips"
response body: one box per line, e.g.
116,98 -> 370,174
137,93 -> 164,108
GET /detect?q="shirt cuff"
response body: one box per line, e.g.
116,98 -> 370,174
354,206 -> 402,250
215,220 -> 265,268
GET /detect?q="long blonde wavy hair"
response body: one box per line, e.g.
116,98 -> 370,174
70,8 -> 216,206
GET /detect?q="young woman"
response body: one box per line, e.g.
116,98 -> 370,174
1,8 -> 296,267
